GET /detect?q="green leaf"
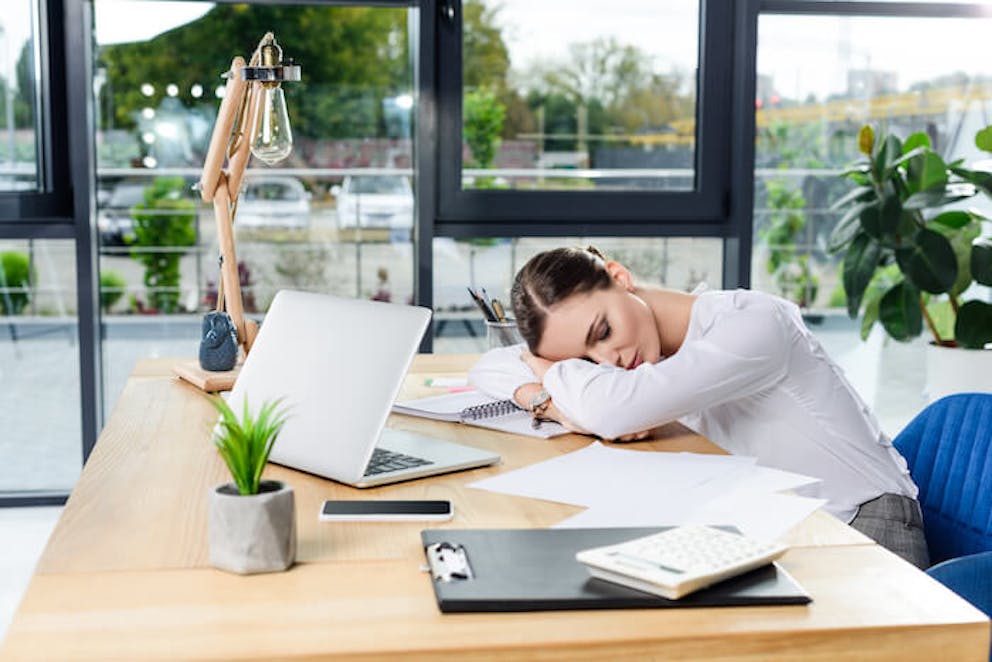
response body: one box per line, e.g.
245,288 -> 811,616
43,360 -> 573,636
879,281 -> 923,341
928,220 -> 981,296
902,132 -> 931,153
954,300 -> 992,349
976,125 -> 992,154
903,186 -> 976,210
930,210 -> 973,229
830,185 -> 874,211
843,233 -> 881,318
906,151 -> 947,194
973,239 -> 992,286
951,166 -> 992,197
829,201 -> 874,252
895,229 -> 958,294
860,202 -> 883,239
874,134 -> 902,180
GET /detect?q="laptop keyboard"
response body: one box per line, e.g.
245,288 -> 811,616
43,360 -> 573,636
364,447 -> 434,477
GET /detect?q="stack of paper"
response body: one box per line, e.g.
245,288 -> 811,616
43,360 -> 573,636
468,442 -> 825,541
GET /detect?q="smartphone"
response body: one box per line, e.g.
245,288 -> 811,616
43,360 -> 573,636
319,499 -> 454,522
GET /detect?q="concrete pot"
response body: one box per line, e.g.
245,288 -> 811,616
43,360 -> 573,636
925,343 -> 992,402
208,480 -> 296,574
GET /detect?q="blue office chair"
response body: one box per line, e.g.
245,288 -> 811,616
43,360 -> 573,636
926,551 -> 992,660
893,392 -> 992,566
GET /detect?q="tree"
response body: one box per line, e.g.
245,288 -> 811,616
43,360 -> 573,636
98,5 -> 410,143
464,88 -> 505,168
129,177 -> 196,313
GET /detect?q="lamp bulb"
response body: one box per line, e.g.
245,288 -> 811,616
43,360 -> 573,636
251,85 -> 293,165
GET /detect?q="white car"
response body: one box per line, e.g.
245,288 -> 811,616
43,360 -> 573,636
333,175 -> 413,229
237,176 -> 311,228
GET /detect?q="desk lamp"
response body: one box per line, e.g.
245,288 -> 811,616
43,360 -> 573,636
175,32 -> 300,391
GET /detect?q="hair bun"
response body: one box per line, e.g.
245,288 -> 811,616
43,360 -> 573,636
584,245 -> 606,261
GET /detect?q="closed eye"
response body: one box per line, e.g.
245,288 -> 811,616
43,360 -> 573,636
598,320 -> 611,341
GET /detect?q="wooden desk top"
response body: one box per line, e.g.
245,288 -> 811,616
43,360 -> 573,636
2,355 -> 988,661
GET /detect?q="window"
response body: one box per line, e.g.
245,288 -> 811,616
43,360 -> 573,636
92,1 -> 418,415
752,10 -> 992,311
436,0 -> 734,224
432,236 -> 723,351
0,0 -> 41,193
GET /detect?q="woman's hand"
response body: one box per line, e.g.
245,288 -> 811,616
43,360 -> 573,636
521,351 -> 555,381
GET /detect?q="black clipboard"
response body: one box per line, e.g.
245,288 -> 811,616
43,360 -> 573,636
421,527 -> 811,613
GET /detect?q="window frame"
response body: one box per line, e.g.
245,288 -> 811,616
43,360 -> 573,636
434,0 -> 736,226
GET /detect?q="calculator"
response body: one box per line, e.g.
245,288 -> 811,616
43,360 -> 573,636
575,525 -> 789,600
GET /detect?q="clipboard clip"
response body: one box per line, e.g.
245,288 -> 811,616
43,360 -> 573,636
425,542 -> 474,582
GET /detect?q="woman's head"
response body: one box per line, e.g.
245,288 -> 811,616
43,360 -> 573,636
511,246 -> 661,368
511,247 -> 611,351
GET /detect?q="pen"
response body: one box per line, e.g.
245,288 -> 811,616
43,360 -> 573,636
467,287 -> 497,322
491,299 -> 506,322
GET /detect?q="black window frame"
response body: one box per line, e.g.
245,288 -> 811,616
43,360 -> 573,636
434,0 -> 735,227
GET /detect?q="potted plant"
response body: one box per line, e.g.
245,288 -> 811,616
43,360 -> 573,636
207,395 -> 295,574
831,124 -> 992,399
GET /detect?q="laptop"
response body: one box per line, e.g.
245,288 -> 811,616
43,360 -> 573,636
225,289 -> 501,487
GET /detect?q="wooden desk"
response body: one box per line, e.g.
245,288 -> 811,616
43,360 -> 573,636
2,355 -> 988,660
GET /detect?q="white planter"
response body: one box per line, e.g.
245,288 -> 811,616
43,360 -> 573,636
208,480 -> 296,574
925,343 -> 992,402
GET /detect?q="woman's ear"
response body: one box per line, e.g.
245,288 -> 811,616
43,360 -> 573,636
604,261 -> 634,291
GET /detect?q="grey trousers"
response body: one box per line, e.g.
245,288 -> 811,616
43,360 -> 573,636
849,493 -> 930,569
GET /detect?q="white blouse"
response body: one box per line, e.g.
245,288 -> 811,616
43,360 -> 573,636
467,288 -> 918,522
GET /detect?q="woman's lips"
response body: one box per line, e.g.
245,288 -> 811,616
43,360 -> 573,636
627,352 -> 640,370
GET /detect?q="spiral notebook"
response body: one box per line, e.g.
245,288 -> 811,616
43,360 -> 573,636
392,391 -> 569,439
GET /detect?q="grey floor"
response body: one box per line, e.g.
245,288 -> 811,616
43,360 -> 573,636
0,318 -> 930,643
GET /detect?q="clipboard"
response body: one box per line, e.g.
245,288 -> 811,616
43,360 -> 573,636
421,527 -> 811,613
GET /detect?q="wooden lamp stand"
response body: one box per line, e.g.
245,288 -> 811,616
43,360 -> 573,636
174,33 -> 299,391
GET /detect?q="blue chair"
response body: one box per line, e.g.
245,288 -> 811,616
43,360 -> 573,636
893,392 -> 992,565
926,551 -> 992,660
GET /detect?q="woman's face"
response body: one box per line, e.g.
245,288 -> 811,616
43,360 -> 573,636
535,277 -> 661,370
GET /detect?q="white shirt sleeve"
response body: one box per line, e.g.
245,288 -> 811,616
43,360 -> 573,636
467,343 -> 537,401
542,297 -> 792,440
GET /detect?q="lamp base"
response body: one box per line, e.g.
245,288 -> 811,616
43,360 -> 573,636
173,360 -> 242,392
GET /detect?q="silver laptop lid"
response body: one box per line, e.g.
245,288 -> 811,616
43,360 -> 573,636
226,289 -> 431,484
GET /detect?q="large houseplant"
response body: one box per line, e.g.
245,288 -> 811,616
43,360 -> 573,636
831,124 -> 992,397
207,395 -> 295,574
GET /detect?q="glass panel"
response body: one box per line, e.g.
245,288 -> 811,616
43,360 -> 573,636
752,13 -> 992,311
432,237 -> 723,353
0,0 -> 41,192
461,0 -> 699,192
93,2 -> 416,413
0,239 -> 81,493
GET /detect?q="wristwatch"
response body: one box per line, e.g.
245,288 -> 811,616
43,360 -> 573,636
528,388 -> 552,418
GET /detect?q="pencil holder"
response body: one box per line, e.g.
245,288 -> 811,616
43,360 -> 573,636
486,319 -> 522,349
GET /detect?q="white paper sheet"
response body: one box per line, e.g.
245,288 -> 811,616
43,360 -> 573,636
468,442 -> 755,508
469,441 -> 825,540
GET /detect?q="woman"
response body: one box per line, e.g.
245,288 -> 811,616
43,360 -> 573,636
468,246 -> 929,569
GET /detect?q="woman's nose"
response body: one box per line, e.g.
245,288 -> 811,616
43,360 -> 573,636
589,346 -> 621,367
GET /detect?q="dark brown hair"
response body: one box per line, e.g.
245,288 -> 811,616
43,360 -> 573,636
511,246 -> 612,351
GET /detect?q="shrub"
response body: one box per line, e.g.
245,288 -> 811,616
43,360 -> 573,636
0,251 -> 34,315
100,270 -> 128,313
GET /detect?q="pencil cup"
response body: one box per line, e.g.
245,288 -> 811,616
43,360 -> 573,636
486,319 -> 523,349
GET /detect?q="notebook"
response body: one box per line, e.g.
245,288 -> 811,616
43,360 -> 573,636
393,391 -> 569,439
226,290 -> 500,488
421,527 -> 811,613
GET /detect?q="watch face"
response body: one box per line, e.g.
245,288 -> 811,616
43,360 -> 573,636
529,389 -> 551,411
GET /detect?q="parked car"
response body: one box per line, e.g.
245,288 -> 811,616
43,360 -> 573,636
97,180 -> 146,246
333,175 -> 413,229
236,175 -> 311,229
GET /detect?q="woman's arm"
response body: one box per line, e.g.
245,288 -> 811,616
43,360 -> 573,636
542,302 -> 792,440
467,344 -> 536,402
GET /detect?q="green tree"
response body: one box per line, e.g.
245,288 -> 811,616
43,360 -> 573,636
98,5 -> 410,142
129,177 -> 196,313
0,251 -> 33,315
464,88 -> 505,168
